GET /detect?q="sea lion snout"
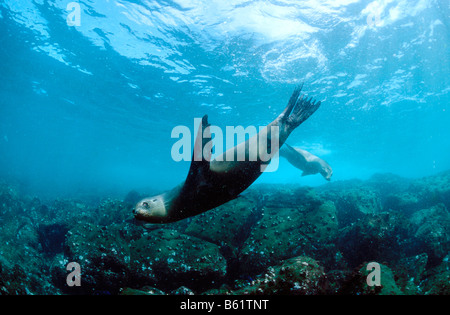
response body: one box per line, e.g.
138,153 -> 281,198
133,205 -> 146,217
133,196 -> 168,223
320,166 -> 333,181
133,200 -> 151,220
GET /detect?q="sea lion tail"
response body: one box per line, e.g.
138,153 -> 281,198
281,84 -> 321,133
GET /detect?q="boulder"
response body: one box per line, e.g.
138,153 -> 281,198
322,187 -> 382,227
409,203 -> 450,266
239,187 -> 338,275
57,222 -> 135,294
339,262 -> 403,295
184,195 -> 259,248
130,228 -> 227,292
232,256 -> 328,295
422,255 -> 450,295
337,212 -> 415,268
395,253 -> 428,294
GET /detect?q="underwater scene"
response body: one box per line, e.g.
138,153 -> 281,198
0,0 -> 449,298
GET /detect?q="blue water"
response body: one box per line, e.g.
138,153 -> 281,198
0,0 -> 449,199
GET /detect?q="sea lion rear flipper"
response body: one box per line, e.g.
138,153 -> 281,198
281,85 -> 321,132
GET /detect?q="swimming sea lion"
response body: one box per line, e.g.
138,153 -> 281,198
134,85 -> 322,223
279,144 -> 333,181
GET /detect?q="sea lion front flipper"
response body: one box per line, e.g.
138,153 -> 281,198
185,115 -> 213,187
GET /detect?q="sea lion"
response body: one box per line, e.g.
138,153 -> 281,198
134,85 -> 322,223
279,144 -> 333,181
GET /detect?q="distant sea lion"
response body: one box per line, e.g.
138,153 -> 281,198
279,144 -> 333,181
134,85 -> 322,223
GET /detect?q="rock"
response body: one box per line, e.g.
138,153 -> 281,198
322,187 -> 382,227
365,173 -> 412,198
0,182 -> 27,219
58,222 -> 135,294
410,171 -> 450,210
339,263 -> 403,295
337,212 -> 415,268
423,270 -> 450,295
0,215 -> 49,288
0,253 -> 58,295
325,270 -> 352,294
2,171 -> 450,295
383,192 -> 425,215
120,286 -> 166,295
37,223 -> 69,257
239,188 -> 338,275
409,203 -> 450,266
45,199 -> 92,226
95,199 -> 133,226
130,228 -> 227,293
395,253 -> 428,294
170,286 -> 195,295
232,256 -> 328,295
184,195 -> 259,248
421,255 -> 450,295
384,171 -> 450,215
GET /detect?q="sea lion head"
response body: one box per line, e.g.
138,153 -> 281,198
133,195 -> 168,223
320,164 -> 333,181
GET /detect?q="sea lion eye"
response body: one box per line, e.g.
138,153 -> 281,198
142,202 -> 149,208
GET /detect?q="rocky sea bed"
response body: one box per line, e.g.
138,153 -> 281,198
0,171 -> 449,295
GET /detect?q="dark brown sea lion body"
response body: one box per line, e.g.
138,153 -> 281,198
134,85 -> 322,223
